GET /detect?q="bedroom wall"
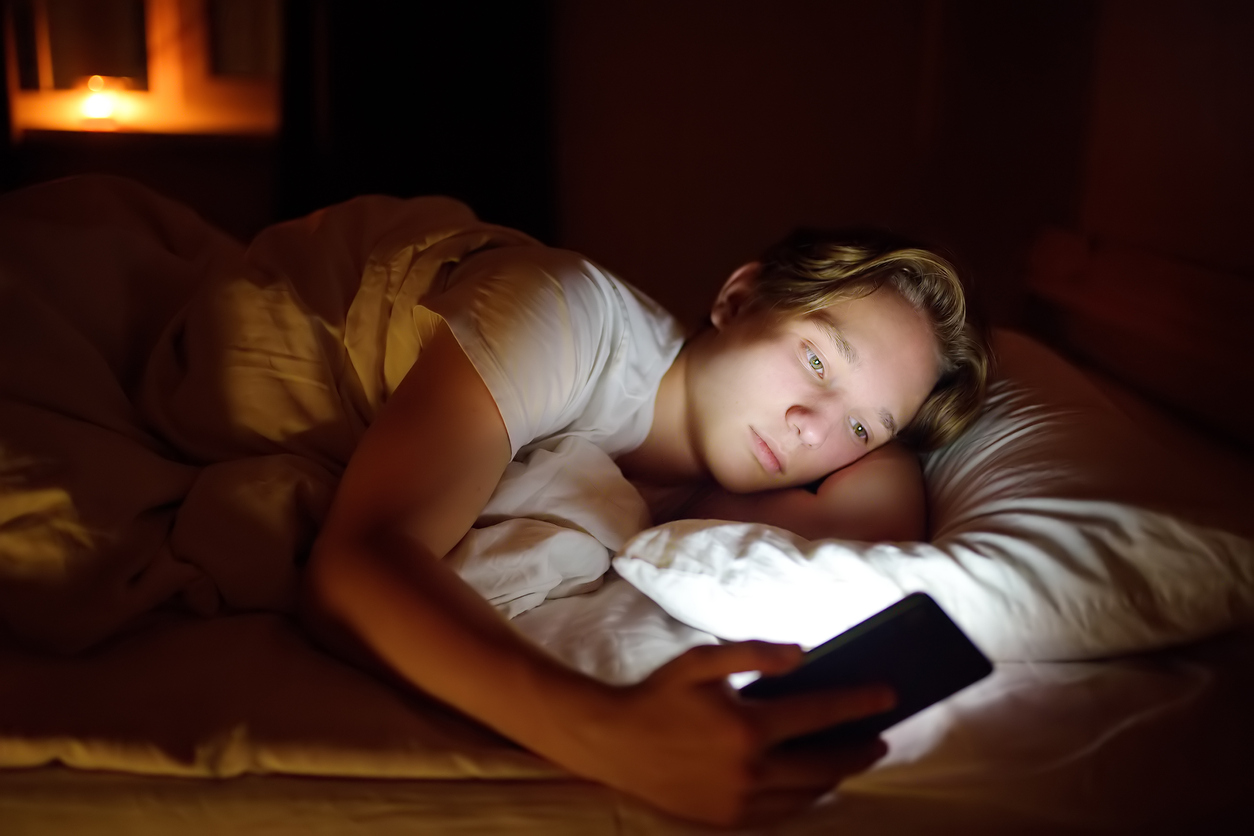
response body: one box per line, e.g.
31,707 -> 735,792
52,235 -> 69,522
552,0 -> 1099,329
553,1 -> 928,329
274,1 -> 557,242
5,1 -> 1247,326
1081,1 -> 1254,273
1053,0 -> 1254,451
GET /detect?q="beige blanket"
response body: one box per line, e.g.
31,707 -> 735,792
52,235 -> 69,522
0,175 -> 537,653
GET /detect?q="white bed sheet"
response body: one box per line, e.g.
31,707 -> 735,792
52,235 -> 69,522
4,577 -> 1251,834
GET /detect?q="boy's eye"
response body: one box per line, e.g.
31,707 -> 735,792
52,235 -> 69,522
805,347 -> 824,375
851,421 -> 867,441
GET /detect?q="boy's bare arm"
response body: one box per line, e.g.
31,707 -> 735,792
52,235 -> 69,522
680,442 -> 928,542
303,317 -> 558,719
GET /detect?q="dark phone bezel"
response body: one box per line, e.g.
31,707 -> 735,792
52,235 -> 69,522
738,592 -> 993,745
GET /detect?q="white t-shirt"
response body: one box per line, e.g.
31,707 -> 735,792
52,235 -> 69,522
434,245 -> 687,461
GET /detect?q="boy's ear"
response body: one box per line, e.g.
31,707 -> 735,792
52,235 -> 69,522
710,262 -> 763,330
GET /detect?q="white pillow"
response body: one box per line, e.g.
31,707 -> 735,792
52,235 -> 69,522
614,330 -> 1254,661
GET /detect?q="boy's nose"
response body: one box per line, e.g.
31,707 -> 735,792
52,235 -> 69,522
786,404 -> 831,447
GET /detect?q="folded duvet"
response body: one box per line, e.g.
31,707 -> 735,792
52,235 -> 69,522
0,175 -> 551,651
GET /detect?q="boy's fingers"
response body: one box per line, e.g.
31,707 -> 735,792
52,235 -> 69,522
745,685 -> 896,747
659,642 -> 804,685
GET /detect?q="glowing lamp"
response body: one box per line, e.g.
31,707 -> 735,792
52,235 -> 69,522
79,76 -> 122,129
82,94 -> 115,119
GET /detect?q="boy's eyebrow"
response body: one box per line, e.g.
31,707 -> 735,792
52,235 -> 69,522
811,312 -> 859,366
878,408 -> 898,437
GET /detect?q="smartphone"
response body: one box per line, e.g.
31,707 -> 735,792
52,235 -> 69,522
738,592 -> 993,746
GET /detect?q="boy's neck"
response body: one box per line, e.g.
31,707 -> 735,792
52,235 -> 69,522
615,341 -> 705,486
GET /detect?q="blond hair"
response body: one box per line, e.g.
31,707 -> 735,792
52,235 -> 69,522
753,228 -> 990,451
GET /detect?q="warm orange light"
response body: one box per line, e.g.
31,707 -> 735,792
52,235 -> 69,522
7,1 -> 279,138
81,92 -> 116,119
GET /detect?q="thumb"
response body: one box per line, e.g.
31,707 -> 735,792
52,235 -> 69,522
660,641 -> 804,686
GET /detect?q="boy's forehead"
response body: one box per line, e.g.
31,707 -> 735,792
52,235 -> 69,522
752,300 -> 846,334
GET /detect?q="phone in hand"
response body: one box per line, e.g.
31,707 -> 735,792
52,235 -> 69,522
738,592 -> 993,745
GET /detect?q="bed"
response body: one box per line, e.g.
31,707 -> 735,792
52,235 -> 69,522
1,176 -> 1252,834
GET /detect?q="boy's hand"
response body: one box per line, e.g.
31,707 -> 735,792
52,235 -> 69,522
554,641 -> 894,827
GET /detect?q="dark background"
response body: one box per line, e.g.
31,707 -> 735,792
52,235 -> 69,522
2,0 -> 1251,336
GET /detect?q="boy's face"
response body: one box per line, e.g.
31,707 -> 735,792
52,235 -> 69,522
687,270 -> 940,493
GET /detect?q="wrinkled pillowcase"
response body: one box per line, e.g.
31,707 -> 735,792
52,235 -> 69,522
613,330 -> 1254,661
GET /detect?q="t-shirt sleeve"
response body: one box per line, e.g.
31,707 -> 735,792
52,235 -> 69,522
434,245 -> 624,457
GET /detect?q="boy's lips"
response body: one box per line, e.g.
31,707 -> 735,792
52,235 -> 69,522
750,428 -> 783,475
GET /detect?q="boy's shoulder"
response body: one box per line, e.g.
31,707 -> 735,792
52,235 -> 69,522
443,244 -> 680,340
